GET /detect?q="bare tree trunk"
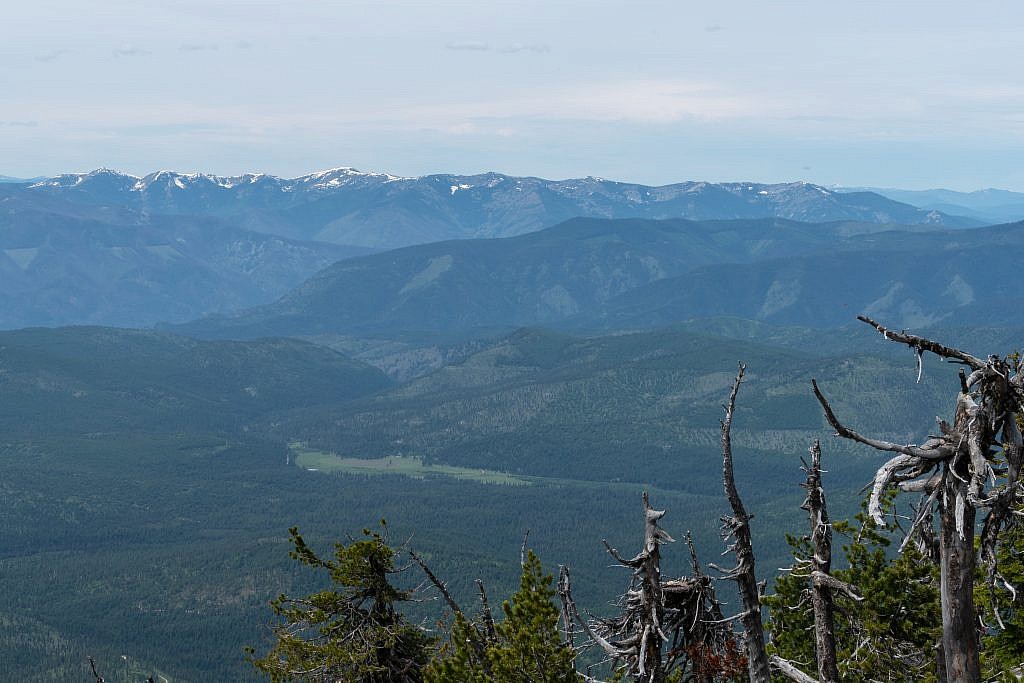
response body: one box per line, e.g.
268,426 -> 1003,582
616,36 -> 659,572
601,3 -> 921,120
718,363 -> 771,683
939,473 -> 980,681
804,440 -> 840,683
809,316 -> 1022,683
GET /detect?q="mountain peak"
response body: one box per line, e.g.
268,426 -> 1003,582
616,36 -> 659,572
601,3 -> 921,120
30,168 -> 138,189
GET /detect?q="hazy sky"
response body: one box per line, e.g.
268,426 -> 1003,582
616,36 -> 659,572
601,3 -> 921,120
4,0 -> 1024,189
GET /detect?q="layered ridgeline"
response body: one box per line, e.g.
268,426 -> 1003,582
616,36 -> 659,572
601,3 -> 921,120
851,186 -> 1024,224
173,216 -> 1024,341
0,185 -> 370,329
1,168 -> 980,329
22,168 -> 976,250
595,219 -> 1024,330
0,321 -> 973,680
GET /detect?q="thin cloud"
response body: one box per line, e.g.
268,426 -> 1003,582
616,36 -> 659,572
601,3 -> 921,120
705,24 -> 725,32
113,45 -> 151,58
36,49 -> 72,63
234,40 -> 253,49
498,43 -> 550,54
179,43 -> 219,52
3,121 -> 39,128
445,41 -> 489,51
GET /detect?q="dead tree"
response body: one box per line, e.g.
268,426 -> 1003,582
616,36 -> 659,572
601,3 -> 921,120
713,363 -> 771,683
811,316 -> 1024,683
771,440 -> 863,683
801,439 -> 840,683
559,493 -> 741,683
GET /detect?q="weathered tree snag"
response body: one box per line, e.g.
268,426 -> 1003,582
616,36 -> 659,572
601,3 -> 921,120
810,316 -> 1024,683
599,491 -> 673,683
557,565 -> 576,648
558,494 -> 741,682
768,654 -> 818,683
802,440 -> 845,683
716,363 -> 772,683
938,471 -> 978,681
475,579 -> 497,642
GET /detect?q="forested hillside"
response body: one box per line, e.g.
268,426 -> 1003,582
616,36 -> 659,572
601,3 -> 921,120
0,322 -> 980,680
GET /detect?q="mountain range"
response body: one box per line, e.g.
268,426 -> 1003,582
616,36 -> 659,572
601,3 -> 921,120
2,164 -> 1020,680
849,187 -> 1024,224
174,216 -> 1022,341
0,184 -> 371,328
23,168 -> 978,249
0,167 -> 989,330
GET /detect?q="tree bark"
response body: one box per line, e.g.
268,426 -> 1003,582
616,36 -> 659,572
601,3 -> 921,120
719,363 -> 772,683
804,440 -> 841,683
939,473 -> 980,682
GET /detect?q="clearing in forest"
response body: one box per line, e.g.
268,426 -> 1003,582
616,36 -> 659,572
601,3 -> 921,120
288,442 -> 531,486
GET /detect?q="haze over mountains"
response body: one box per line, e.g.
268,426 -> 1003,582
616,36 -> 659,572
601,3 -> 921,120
22,169 -> 978,250
848,186 -> 1024,224
176,215 -> 1016,340
3,164 -> 1022,679
0,184 -> 370,328
0,166 -> 991,330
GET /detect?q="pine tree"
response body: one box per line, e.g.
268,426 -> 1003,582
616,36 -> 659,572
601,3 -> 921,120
976,504 -> 1024,681
426,550 -> 581,683
766,498 -> 941,681
248,525 -> 432,682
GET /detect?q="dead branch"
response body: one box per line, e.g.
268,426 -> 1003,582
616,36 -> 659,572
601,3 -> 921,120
857,315 -> 985,370
475,579 -> 496,642
769,654 -> 819,683
718,362 -> 771,683
408,550 -> 464,618
812,380 -> 952,461
88,657 -> 105,683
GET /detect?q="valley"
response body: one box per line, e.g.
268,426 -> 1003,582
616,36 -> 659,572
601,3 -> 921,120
0,168 -> 1019,681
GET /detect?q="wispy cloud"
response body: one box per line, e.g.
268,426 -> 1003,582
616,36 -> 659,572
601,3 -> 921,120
3,121 -> 39,127
113,45 -> 151,58
100,122 -> 232,136
234,40 -> 253,49
466,79 -> 764,124
179,43 -> 219,52
705,24 -> 725,33
497,43 -> 550,54
445,41 -> 549,54
36,49 -> 72,63
445,41 -> 489,51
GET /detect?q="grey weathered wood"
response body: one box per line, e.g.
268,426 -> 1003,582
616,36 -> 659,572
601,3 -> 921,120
939,471 -> 980,682
769,655 -> 818,683
804,440 -> 840,683
810,318 -> 1024,683
719,363 -> 772,683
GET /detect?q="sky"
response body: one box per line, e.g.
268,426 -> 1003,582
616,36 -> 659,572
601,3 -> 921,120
3,0 -> 1024,190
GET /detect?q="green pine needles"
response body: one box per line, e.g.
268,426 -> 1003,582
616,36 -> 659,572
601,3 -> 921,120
247,524 -> 431,683
426,550 -> 581,683
765,496 -> 942,682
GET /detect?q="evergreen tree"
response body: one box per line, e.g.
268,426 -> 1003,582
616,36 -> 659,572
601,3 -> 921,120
426,550 -> 581,683
248,525 -> 432,682
766,498 -> 941,681
976,505 -> 1024,681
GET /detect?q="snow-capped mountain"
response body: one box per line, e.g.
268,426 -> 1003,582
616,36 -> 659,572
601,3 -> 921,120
24,168 -> 979,249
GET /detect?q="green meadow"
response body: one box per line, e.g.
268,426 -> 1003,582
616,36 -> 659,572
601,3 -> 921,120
289,442 -> 531,486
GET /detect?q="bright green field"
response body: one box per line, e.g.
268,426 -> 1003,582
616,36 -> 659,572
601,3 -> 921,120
289,442 -> 531,486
